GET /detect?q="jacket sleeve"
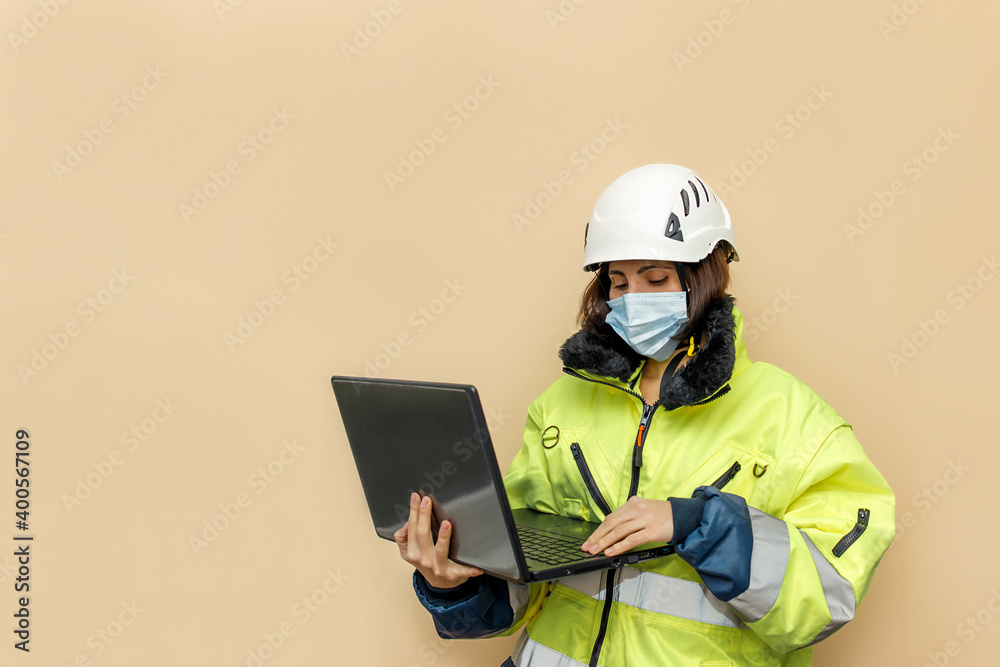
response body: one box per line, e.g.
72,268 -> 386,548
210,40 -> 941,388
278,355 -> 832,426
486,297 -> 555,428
411,570 -> 536,639
668,424 -> 895,653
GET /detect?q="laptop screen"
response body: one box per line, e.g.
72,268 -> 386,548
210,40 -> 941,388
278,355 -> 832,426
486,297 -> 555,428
332,376 -> 522,581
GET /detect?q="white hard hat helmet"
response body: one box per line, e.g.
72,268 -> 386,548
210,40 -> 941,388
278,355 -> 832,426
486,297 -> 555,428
583,164 -> 739,272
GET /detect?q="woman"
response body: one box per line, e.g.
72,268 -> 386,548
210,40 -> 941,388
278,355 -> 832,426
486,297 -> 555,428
395,164 -> 895,666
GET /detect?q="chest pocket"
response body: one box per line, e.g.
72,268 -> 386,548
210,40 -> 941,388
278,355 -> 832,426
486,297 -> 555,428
545,426 -> 621,522
673,439 -> 777,508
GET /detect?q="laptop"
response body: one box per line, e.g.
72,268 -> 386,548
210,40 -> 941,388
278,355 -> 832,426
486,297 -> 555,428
331,375 -> 674,583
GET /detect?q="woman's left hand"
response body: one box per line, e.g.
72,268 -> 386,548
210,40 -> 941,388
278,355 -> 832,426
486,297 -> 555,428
582,497 -> 674,556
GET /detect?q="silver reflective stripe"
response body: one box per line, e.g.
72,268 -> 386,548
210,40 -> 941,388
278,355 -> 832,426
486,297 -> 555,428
617,568 -> 741,628
510,632 -> 590,667
509,581 -> 531,623
802,532 -> 857,644
556,567 -> 740,628
727,507 -> 791,622
556,569 -> 605,597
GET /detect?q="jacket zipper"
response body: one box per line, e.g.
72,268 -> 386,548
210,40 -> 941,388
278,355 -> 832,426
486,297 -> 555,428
628,403 -> 656,498
562,367 -> 645,402
562,368 -> 657,501
570,442 -> 613,517
832,508 -> 870,557
711,461 -> 741,489
588,567 -> 618,667
561,368 -> 646,667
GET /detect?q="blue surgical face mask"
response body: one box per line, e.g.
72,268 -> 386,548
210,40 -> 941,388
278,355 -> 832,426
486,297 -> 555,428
605,291 -> 688,362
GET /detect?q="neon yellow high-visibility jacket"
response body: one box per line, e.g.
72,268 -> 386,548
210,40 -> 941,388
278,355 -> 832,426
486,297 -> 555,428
413,296 -> 895,666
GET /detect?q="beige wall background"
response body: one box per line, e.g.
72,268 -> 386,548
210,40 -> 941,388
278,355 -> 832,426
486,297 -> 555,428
2,1 -> 997,665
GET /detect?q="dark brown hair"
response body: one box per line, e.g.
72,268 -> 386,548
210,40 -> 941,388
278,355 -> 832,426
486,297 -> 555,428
576,242 -> 733,343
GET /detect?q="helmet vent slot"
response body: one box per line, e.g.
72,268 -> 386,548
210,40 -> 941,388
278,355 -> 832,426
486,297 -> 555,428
680,189 -> 690,216
694,176 -> 711,202
688,180 -> 700,207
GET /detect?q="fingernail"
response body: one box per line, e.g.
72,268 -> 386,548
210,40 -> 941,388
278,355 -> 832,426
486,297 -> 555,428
421,496 -> 430,507
581,541 -> 590,550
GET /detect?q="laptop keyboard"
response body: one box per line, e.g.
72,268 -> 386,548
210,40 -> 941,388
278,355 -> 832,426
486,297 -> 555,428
516,525 -> 602,566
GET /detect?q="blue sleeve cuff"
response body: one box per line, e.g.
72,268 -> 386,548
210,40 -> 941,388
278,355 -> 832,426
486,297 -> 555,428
672,486 -> 753,602
412,570 -> 515,638
414,571 -> 484,604
668,490 -> 709,544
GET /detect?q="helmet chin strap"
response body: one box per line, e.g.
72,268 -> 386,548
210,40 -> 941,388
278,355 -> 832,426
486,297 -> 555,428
662,343 -> 689,376
673,261 -> 702,364
597,264 -> 612,298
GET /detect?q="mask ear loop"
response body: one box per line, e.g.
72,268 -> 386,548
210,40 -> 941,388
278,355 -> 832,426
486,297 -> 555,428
674,261 -> 689,302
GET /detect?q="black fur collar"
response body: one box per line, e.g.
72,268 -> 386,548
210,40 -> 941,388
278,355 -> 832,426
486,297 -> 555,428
558,295 -> 737,410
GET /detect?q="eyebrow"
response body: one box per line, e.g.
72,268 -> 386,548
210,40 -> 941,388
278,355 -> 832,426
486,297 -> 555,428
608,264 -> 673,276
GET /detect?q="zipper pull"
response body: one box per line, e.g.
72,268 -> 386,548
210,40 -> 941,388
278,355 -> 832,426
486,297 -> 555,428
833,507 -> 871,557
633,424 -> 645,468
711,461 -> 741,490
632,405 -> 653,469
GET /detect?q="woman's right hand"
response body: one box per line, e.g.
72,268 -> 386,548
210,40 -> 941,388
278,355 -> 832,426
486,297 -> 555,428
394,492 -> 484,589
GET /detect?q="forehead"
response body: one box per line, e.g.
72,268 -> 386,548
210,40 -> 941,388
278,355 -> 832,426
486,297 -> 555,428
607,259 -> 673,273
